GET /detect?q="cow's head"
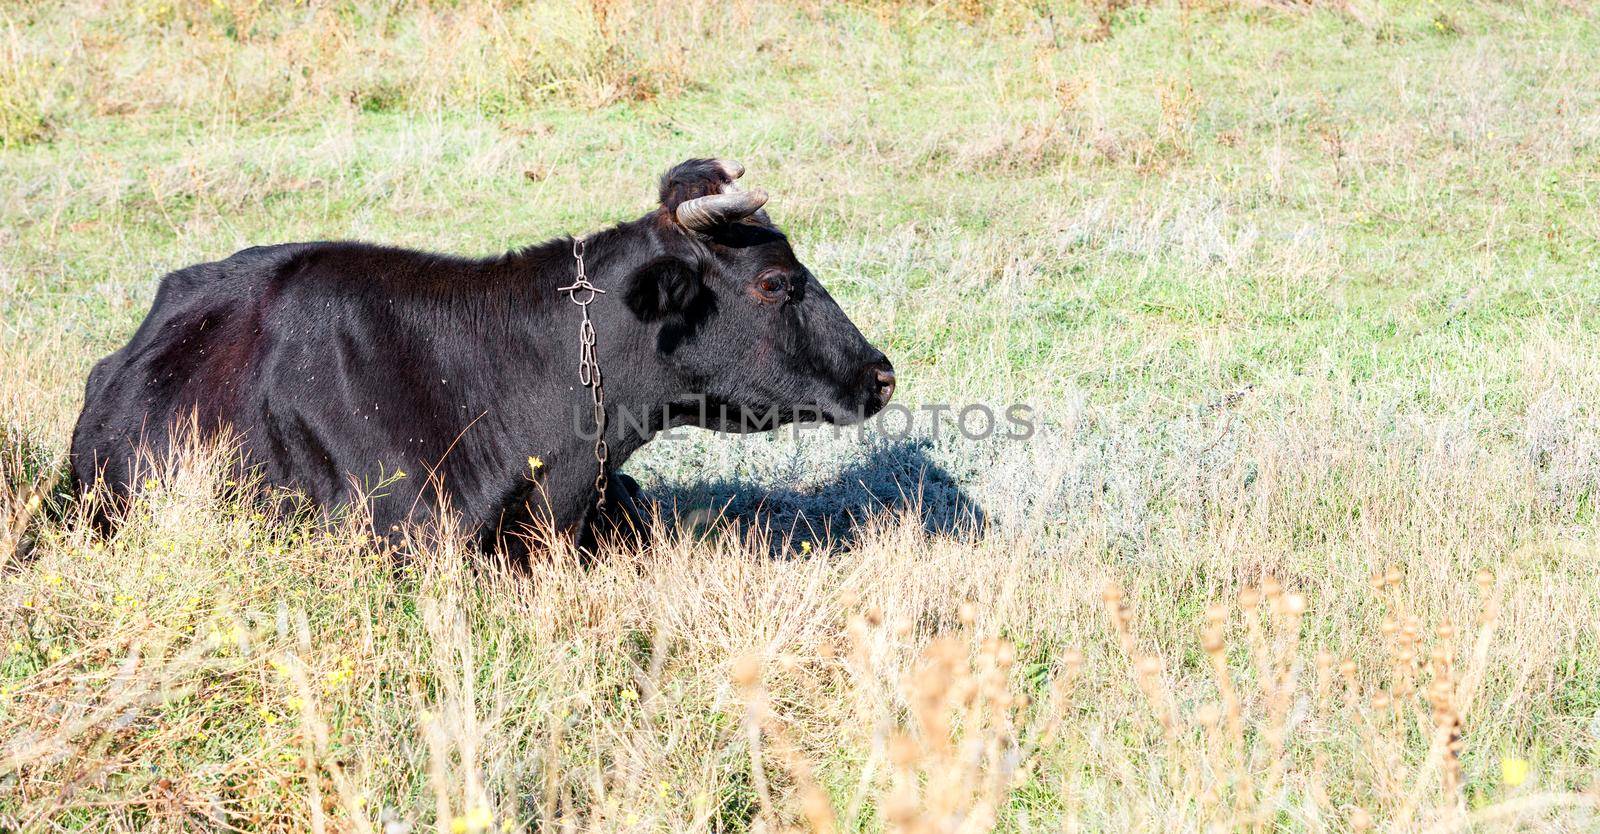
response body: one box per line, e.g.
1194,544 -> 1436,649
623,158 -> 894,430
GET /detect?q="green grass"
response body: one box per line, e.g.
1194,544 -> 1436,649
4,0 -> 1600,831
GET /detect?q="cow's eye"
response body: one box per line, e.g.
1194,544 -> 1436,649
753,272 -> 788,303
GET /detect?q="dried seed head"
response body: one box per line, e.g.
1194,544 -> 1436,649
1285,593 -> 1307,615
731,655 -> 762,690
864,607 -> 883,627
885,793 -> 920,827
1369,571 -> 1385,592
958,602 -> 977,626
994,640 -> 1016,668
1262,576 -> 1282,600
1101,584 -> 1124,605
1475,568 -> 1493,592
1204,604 -> 1228,624
1384,564 -> 1402,587
1349,807 -> 1373,831
1136,655 -> 1162,677
1238,587 -> 1261,610
1200,624 -> 1225,655
1063,648 -> 1084,672
799,790 -> 833,830
888,732 -> 919,768
1196,703 -> 1221,727
1436,618 -> 1456,641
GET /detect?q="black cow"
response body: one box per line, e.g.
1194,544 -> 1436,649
70,158 -> 895,553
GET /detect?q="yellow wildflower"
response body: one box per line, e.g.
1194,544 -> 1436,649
324,657 -> 356,691
1501,757 -> 1529,787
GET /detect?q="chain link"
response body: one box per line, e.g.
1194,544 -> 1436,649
558,236 -> 608,512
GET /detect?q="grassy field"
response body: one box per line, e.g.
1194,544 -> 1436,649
4,0 -> 1600,831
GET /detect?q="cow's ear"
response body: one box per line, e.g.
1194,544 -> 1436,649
658,158 -> 739,214
624,256 -> 703,321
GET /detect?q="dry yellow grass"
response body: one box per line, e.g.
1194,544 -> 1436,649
4,411 -> 1599,831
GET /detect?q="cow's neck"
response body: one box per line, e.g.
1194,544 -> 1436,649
496,221 -> 681,518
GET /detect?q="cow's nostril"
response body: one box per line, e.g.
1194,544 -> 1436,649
869,361 -> 896,404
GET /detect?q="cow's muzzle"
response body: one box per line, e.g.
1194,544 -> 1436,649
860,355 -> 895,417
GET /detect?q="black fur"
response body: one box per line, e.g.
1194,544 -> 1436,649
69,159 -> 894,554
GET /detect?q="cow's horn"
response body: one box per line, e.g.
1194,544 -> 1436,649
676,188 -> 768,231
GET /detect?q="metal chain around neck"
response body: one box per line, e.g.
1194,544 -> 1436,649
558,236 -> 608,512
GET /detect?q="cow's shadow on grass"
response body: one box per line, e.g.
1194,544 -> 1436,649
644,438 -> 986,555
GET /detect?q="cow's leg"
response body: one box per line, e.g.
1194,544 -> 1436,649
583,470 -> 652,553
